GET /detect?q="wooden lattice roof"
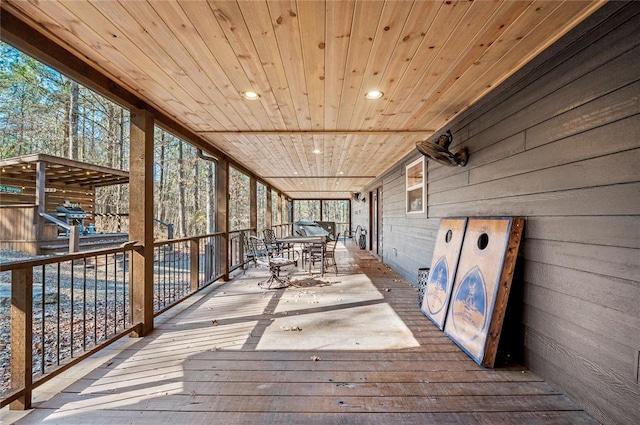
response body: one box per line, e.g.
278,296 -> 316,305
0,154 -> 129,189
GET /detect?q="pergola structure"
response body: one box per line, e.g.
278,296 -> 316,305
0,154 -> 129,254
1,2 -> 638,424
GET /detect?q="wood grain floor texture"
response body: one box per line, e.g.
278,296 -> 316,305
11,243 -> 596,424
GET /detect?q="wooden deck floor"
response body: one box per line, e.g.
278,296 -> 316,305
9,243 -> 596,424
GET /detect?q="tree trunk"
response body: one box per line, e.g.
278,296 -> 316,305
68,81 -> 79,160
207,162 -> 215,233
178,142 -> 187,237
117,109 -> 125,213
158,133 -> 166,222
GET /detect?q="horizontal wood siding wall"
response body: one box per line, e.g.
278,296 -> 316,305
381,161 -> 439,283
361,4 -> 640,424
0,205 -> 37,254
0,176 -> 96,222
351,193 -> 369,248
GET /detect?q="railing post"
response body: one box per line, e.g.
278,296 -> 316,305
190,238 -> 199,291
10,267 -> 33,410
69,225 -> 80,253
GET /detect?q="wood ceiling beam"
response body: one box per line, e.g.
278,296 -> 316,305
197,130 -> 435,135
264,176 -> 376,179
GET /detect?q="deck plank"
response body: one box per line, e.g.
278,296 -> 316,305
12,409 -> 598,425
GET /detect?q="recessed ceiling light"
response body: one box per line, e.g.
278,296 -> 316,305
293,171 -> 298,175
365,90 -> 383,100
313,149 -> 322,154
338,171 -> 344,175
241,91 -> 260,100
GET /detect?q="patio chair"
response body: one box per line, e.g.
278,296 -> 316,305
263,228 -> 278,252
305,240 -> 325,275
242,233 -> 269,267
324,233 -> 339,275
254,238 -> 299,289
241,231 -> 255,266
263,228 -> 292,255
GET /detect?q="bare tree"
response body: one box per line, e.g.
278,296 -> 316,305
177,141 -> 187,237
68,81 -> 79,160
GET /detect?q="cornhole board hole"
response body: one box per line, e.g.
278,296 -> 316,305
444,217 -> 524,367
421,218 -> 467,330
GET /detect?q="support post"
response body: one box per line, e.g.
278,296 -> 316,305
10,268 -> 33,410
34,161 -> 45,253
129,108 -> 155,337
216,158 -> 229,280
250,176 -> 257,234
265,187 -> 272,231
276,192 -> 283,234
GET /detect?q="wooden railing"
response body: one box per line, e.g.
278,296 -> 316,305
0,232 -> 226,410
228,228 -> 255,272
152,233 -> 224,315
272,222 -> 293,239
0,245 -> 138,409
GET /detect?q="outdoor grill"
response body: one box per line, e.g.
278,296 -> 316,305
56,202 -> 87,234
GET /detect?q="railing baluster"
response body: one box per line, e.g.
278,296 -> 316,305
112,253 -> 117,336
56,263 -> 61,366
83,258 -> 87,352
122,252 -> 127,328
163,246 -> 167,308
70,260 -> 74,359
93,258 -> 98,347
103,254 -> 108,339
40,265 -> 45,375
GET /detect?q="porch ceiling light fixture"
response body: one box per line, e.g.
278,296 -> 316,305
416,130 -> 469,167
364,90 -> 383,100
241,90 -> 260,100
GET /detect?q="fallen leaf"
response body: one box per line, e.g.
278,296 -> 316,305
311,356 -> 321,361
281,326 -> 302,332
211,320 -> 218,326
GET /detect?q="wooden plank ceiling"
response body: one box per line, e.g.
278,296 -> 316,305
2,1 -> 604,199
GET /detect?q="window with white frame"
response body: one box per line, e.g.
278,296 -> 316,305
406,157 -> 424,214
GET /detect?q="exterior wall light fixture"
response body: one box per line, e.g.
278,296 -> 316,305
416,130 -> 469,167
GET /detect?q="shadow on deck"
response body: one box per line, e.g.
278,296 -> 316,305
6,242 -> 595,424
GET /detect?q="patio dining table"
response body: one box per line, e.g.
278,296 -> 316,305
277,235 -> 327,276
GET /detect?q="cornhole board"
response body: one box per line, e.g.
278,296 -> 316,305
421,218 -> 467,330
443,217 -> 524,367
